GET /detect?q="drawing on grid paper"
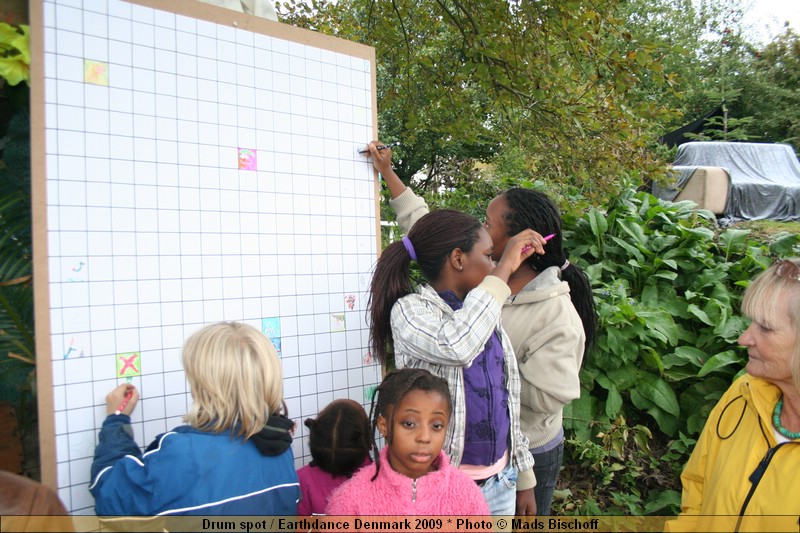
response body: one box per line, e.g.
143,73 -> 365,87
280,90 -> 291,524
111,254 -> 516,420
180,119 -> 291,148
33,0 -> 382,514
64,260 -> 88,283
62,339 -> 77,360
116,352 -> 141,382
362,350 -> 373,365
62,332 -> 91,360
261,316 -> 282,356
330,313 -> 346,332
363,384 -> 377,404
238,148 -> 257,170
83,59 -> 108,86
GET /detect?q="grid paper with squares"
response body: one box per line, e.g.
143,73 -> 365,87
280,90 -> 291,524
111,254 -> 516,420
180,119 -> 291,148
37,0 -> 381,514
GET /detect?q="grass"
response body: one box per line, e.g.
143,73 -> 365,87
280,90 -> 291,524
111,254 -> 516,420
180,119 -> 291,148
729,220 -> 800,240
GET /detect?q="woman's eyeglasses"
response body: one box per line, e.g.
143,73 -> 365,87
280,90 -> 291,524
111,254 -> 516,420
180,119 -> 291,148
775,259 -> 800,282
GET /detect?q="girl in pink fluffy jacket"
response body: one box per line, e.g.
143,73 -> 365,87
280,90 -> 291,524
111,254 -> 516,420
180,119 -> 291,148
325,368 -> 489,516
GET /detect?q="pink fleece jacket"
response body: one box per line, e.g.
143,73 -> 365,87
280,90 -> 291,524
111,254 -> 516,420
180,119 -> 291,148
325,447 -> 489,516
296,457 -> 372,515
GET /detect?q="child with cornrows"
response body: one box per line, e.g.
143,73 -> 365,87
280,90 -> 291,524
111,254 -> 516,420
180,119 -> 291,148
325,368 -> 489,515
296,399 -> 372,515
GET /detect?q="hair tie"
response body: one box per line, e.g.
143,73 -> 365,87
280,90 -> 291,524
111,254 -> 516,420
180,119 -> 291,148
560,259 -> 570,271
402,235 -> 417,260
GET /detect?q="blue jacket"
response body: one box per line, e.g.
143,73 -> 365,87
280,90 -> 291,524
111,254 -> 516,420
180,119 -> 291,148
89,414 -> 300,516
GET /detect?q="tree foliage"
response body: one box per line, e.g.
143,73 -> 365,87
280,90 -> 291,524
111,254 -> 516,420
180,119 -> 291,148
736,28 -> 800,150
277,0 -> 676,201
277,0 -> 800,200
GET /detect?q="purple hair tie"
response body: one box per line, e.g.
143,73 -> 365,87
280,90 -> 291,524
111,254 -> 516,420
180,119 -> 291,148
402,235 -> 417,260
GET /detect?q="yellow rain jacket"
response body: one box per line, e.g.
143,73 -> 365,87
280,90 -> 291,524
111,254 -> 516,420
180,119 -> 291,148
666,374 -> 800,532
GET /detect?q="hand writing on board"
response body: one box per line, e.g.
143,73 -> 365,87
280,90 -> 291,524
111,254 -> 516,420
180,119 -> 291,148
364,140 -> 395,176
106,383 -> 140,416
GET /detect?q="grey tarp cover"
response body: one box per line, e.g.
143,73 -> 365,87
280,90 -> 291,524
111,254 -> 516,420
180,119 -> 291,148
669,142 -> 800,223
651,166 -> 700,202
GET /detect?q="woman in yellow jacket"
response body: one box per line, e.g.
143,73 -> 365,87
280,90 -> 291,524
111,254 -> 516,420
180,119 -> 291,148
666,258 -> 800,532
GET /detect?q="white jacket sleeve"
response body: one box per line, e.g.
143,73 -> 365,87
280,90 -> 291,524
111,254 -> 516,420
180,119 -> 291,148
389,188 -> 430,233
517,322 -> 584,415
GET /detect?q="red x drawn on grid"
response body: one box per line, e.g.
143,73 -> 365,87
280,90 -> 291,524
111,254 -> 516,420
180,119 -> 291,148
119,354 -> 139,376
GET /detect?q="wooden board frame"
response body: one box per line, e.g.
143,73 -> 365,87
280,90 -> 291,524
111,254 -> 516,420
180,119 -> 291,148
30,0 -> 380,513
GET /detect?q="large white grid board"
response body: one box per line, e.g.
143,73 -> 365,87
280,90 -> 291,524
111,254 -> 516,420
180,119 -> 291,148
31,0 -> 382,515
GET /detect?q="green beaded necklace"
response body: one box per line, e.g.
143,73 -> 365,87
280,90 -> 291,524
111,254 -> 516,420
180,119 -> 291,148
772,397 -> 800,440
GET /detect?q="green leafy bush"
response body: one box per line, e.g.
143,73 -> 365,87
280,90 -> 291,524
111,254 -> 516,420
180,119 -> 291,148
558,185 -> 799,514
556,416 -> 691,516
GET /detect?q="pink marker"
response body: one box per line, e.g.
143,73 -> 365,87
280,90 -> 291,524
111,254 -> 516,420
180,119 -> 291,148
521,234 -> 555,254
114,388 -> 134,416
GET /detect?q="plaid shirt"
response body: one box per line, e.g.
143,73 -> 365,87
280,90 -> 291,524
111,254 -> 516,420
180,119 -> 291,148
390,276 -> 536,489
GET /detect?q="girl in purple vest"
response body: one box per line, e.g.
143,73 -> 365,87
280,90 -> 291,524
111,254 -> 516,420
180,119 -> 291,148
367,208 -> 546,515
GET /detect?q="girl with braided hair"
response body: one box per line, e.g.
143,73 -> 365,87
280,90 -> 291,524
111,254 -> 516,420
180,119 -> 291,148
325,368 -> 489,515
296,399 -> 372,515
364,178 -> 546,515
483,188 -> 597,515
365,140 -> 597,515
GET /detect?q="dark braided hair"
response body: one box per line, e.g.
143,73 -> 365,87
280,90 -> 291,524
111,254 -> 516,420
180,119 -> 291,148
367,368 -> 453,481
502,188 -> 597,352
368,209 -> 483,365
304,399 -> 371,477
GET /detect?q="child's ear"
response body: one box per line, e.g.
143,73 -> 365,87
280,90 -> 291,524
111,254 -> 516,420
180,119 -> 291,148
449,249 -> 464,272
376,414 -> 388,439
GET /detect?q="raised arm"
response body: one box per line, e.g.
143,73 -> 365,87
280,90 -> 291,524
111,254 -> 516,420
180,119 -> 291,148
364,141 -> 429,232
366,141 -> 407,199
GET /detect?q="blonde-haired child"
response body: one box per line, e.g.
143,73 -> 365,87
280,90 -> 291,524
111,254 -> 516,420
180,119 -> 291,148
90,321 -> 299,515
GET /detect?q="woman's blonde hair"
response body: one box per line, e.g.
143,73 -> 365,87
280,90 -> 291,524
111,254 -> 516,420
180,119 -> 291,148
741,258 -> 800,390
182,321 -> 283,438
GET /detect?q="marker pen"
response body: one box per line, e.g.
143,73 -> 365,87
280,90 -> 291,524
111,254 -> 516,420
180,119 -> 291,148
358,141 -> 401,154
114,388 -> 134,416
521,233 -> 555,255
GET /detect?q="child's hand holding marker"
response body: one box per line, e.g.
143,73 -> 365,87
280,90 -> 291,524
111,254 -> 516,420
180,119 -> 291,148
362,141 -> 398,178
493,229 -> 545,281
358,140 -> 400,154
521,233 -> 555,255
106,383 -> 139,416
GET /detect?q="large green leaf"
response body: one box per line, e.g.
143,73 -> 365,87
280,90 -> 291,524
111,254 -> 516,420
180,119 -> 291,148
610,236 -> 646,263
644,490 -> 682,515
588,208 -> 609,238
687,303 -> 714,326
564,389 -> 599,441
662,346 -> 707,369
634,309 -> 679,346
636,374 -> 680,417
605,383 -> 623,419
770,233 -> 800,256
719,229 -> 751,256
698,350 -> 745,377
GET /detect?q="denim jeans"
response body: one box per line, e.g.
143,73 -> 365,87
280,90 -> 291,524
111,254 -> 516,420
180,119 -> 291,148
479,462 -> 518,516
532,439 -> 565,515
